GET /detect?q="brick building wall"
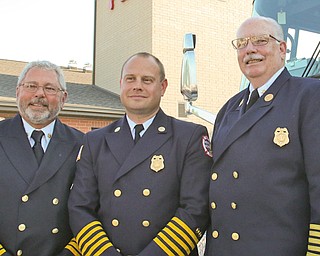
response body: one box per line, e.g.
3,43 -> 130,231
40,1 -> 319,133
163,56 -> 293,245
0,110 -> 115,134
58,116 -> 113,133
94,0 -> 252,132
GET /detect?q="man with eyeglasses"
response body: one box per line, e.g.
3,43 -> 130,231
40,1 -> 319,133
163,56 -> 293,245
0,60 -> 83,255
205,16 -> 320,255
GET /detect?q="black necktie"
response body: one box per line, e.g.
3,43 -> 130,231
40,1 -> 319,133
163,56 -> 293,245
245,89 -> 259,111
31,130 -> 44,165
134,124 -> 144,144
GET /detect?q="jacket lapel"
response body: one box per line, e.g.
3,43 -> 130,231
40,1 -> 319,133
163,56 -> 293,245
214,69 -> 291,162
112,110 -> 171,182
26,120 -> 77,193
1,115 -> 39,184
105,118 -> 135,165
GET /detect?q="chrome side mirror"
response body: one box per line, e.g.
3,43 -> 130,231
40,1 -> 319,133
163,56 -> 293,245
180,33 -> 198,101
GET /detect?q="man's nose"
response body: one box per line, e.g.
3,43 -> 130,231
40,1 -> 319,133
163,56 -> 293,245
34,86 -> 46,95
133,79 -> 143,89
245,40 -> 258,52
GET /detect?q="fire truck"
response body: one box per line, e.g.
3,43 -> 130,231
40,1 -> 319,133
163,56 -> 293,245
181,0 -> 320,124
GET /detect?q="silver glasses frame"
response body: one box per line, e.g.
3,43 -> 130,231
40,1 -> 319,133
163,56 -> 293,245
20,82 -> 65,95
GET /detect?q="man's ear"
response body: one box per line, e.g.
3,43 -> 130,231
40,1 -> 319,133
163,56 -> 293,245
161,79 -> 168,96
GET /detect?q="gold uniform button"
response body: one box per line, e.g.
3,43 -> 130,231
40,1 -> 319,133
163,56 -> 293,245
112,219 -> 119,227
231,202 -> 237,209
18,224 -> 26,232
211,172 -> 218,181
17,250 -> 23,256
114,189 -> 122,197
232,232 -> 240,240
52,228 -> 59,234
52,198 -> 59,205
21,195 -> 29,202
142,220 -> 150,227
212,230 -> 219,238
143,189 -> 151,196
211,202 -> 216,209
233,171 -> 239,179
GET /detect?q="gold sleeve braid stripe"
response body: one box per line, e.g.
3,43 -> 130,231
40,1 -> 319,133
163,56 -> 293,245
153,216 -> 199,255
65,238 -> 81,256
76,220 -> 113,256
307,253 -> 320,256
0,244 -> 6,256
308,223 -> 320,255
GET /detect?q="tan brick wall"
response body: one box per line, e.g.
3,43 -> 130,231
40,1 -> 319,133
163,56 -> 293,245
95,0 -> 252,131
95,0 -> 153,93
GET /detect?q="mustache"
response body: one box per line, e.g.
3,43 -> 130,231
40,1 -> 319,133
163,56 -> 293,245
243,54 -> 264,63
29,98 -> 48,106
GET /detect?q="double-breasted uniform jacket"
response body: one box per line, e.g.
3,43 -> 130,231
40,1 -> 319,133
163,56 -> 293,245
68,109 -> 212,256
205,68 -> 320,255
0,114 -> 83,256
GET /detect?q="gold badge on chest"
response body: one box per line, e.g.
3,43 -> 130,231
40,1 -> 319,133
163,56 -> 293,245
150,155 -> 165,172
273,127 -> 290,147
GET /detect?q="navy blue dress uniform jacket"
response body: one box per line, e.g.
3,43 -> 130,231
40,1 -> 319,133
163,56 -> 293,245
68,109 -> 212,256
0,115 -> 83,256
205,68 -> 320,255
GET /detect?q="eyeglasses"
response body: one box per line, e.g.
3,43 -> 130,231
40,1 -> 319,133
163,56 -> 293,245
20,83 -> 65,95
231,34 -> 281,50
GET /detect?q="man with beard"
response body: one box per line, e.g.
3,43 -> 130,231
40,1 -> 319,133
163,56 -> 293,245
0,61 -> 83,256
205,17 -> 320,255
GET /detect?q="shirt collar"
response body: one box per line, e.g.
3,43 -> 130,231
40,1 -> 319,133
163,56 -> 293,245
126,115 -> 156,138
249,67 -> 285,96
22,118 -> 56,151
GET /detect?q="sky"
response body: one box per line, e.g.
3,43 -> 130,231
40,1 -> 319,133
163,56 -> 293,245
0,0 -> 94,68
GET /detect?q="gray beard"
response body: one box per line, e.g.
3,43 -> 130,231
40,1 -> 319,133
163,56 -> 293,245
21,106 -> 59,125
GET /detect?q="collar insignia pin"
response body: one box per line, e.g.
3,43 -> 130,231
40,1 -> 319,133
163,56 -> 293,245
264,94 -> 274,102
158,126 -> 166,133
